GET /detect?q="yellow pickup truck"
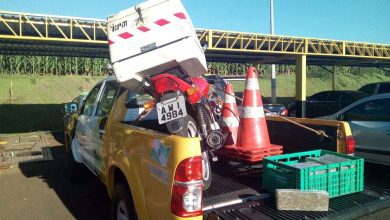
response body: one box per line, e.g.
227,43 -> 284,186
64,77 -> 389,220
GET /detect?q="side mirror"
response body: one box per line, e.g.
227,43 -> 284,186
64,102 -> 78,114
336,113 -> 345,121
202,43 -> 208,52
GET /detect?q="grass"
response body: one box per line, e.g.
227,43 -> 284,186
0,72 -> 389,134
0,75 -> 104,104
0,75 -> 104,133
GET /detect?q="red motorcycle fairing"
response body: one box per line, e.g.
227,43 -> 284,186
150,73 -> 210,104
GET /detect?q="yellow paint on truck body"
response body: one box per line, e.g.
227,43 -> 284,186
101,91 -> 202,220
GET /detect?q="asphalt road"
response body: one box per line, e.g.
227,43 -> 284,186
0,133 -> 389,220
0,134 -> 110,220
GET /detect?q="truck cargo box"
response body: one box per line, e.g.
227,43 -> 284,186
107,0 -> 207,91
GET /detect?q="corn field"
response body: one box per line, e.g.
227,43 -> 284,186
208,62 -> 298,76
0,55 -> 386,77
208,62 -> 388,78
0,55 -> 109,76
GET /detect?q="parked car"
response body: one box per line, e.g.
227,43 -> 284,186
261,97 -> 288,116
321,93 -> 390,166
358,81 -> 390,95
288,90 -> 368,118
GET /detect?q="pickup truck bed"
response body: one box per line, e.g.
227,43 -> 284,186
132,118 -> 389,219
204,162 -> 264,209
203,162 -> 390,220
205,185 -> 390,220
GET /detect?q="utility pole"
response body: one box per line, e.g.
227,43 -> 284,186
270,0 -> 277,103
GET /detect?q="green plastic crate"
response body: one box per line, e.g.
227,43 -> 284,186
263,150 -> 364,198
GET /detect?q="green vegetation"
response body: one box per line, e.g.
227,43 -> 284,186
1,55 -> 387,79
207,62 -> 388,78
0,75 -> 104,104
0,75 -> 104,133
0,55 -> 109,76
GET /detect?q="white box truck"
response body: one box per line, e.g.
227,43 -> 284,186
107,0 -> 207,91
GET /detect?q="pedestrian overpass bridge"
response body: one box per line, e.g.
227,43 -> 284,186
1,10 -> 389,117
1,10 -> 389,67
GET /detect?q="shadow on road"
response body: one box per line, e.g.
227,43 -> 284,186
0,104 -> 63,133
18,145 -> 110,219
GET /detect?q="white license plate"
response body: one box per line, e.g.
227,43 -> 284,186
156,96 -> 187,124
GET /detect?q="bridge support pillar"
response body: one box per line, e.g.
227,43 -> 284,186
295,55 -> 306,118
332,66 -> 337,90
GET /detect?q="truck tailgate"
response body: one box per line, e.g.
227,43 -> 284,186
204,185 -> 390,220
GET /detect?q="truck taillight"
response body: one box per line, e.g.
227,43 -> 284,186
345,136 -> 356,155
171,156 -> 203,217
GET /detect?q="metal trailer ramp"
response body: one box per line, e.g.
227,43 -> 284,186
0,134 -> 53,173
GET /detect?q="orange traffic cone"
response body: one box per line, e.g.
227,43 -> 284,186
236,67 -> 271,149
222,67 -> 283,163
220,83 -> 239,145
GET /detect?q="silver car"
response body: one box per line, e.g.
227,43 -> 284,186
322,93 -> 390,166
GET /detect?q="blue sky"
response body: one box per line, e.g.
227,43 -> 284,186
1,0 -> 389,44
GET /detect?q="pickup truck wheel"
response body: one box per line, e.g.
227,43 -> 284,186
112,183 -> 137,220
202,151 -> 212,190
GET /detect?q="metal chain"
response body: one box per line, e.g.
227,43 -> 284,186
211,84 -> 330,139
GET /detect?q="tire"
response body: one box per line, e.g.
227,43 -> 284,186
179,116 -> 212,190
289,108 -> 296,117
111,183 -> 137,220
176,115 -> 198,137
202,151 -> 212,190
160,93 -> 213,190
65,136 -> 88,182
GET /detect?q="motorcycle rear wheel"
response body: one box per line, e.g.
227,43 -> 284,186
178,115 -> 212,190
160,92 -> 212,190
